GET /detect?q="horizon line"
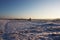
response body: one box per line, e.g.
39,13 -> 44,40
0,17 -> 60,20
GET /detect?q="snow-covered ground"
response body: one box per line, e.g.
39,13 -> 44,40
0,20 -> 60,40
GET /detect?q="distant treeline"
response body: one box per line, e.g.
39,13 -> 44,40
0,18 -> 32,21
0,18 -> 60,22
52,19 -> 60,22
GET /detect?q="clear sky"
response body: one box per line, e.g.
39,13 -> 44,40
0,0 -> 60,19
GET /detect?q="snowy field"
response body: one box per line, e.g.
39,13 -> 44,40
0,19 -> 60,40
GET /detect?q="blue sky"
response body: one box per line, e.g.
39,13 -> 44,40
0,0 -> 60,19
